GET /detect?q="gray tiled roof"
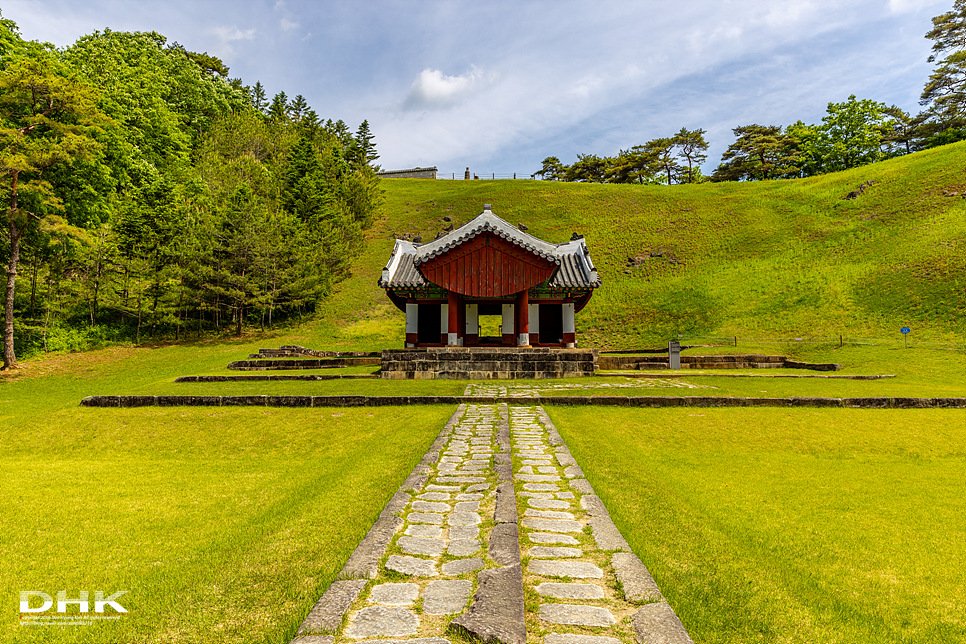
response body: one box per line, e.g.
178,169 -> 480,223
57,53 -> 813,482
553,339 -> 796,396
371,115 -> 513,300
413,207 -> 560,265
378,209 -> 601,291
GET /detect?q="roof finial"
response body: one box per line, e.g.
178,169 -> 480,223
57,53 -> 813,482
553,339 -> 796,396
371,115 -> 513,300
483,203 -> 492,211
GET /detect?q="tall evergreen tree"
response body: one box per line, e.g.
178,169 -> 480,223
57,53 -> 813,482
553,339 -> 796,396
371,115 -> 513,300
713,125 -> 800,181
0,55 -> 105,368
675,127 -> 709,183
922,1 -> 966,126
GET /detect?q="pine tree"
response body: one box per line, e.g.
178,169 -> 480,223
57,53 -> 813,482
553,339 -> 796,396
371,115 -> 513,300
922,1 -> 966,125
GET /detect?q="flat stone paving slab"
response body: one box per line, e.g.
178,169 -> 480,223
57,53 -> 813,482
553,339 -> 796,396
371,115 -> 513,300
404,525 -> 442,538
448,512 -> 482,525
525,509 -> 575,520
529,560 -> 604,579
411,500 -> 450,513
528,498 -> 571,509
422,579 -> 473,615
518,474 -> 561,482
535,583 -> 606,600
344,606 -> 419,638
454,501 -> 480,511
398,536 -> 446,557
539,603 -> 615,627
528,532 -> 579,545
524,483 -> 560,491
529,546 -> 582,558
449,525 -> 479,540
522,518 -> 583,533
417,492 -> 451,501
407,512 -> 444,525
545,634 -> 621,644
447,538 -> 481,556
368,583 -> 419,606
385,555 -> 437,577
425,484 -> 461,492
351,640 -> 448,644
436,476 -> 486,484
441,557 -> 484,575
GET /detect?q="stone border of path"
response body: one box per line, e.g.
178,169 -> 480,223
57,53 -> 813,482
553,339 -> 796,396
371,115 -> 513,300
80,395 -> 966,409
287,405 -> 466,642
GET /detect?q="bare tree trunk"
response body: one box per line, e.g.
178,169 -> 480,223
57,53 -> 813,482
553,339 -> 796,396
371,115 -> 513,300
29,259 -> 38,320
4,221 -> 24,370
136,288 -> 142,344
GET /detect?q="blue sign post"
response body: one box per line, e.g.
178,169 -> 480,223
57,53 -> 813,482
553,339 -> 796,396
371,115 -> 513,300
901,326 -> 911,348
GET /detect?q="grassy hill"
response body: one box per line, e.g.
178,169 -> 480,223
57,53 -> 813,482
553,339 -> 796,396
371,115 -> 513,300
309,141 -> 965,351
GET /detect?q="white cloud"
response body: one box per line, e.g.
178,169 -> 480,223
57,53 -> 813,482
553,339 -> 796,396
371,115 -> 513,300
402,68 -> 495,110
206,25 -> 255,58
280,18 -> 298,31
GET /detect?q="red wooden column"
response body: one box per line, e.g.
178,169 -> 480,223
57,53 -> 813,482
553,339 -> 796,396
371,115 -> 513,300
516,290 -> 530,347
447,290 -> 460,346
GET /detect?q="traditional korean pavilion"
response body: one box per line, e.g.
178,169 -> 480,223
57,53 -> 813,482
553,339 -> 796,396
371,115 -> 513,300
379,205 -> 601,348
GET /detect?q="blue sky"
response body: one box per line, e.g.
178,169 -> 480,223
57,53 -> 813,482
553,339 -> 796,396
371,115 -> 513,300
2,0 -> 949,175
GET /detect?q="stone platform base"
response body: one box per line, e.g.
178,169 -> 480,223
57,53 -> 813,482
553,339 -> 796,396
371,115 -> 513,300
381,347 -> 599,380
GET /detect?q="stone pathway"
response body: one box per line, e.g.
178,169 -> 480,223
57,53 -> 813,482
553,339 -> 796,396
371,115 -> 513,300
289,403 -> 692,644
290,403 -> 525,644
464,380 -> 712,398
510,406 -> 692,643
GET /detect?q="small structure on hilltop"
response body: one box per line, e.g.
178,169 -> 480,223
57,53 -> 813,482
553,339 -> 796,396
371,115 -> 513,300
377,205 -> 601,379
376,166 -> 438,179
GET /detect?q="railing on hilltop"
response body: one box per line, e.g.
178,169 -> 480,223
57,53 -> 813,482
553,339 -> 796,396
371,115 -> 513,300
676,335 -> 966,351
436,172 -> 543,180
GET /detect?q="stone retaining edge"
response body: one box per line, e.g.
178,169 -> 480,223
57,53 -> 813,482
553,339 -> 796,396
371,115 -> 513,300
81,395 -> 966,409
538,406 -> 696,644
289,405 -> 466,641
175,375 -> 379,382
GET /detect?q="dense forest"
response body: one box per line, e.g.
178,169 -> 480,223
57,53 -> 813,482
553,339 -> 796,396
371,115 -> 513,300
0,11 -> 381,368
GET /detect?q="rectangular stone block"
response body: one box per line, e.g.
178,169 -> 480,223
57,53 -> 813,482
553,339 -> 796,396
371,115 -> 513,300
119,395 -> 157,407
221,395 -> 266,406
267,396 -> 313,407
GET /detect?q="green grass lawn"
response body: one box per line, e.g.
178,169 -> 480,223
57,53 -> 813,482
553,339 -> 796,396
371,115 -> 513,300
551,405 -> 966,644
2,402 -> 450,644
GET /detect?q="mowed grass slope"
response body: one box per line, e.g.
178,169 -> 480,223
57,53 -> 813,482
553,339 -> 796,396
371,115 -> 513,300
317,142 -> 965,350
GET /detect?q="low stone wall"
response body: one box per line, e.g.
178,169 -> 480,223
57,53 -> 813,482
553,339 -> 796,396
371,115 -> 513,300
79,395 -> 966,409
380,347 -> 599,380
598,354 -> 841,371
227,357 -> 381,370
